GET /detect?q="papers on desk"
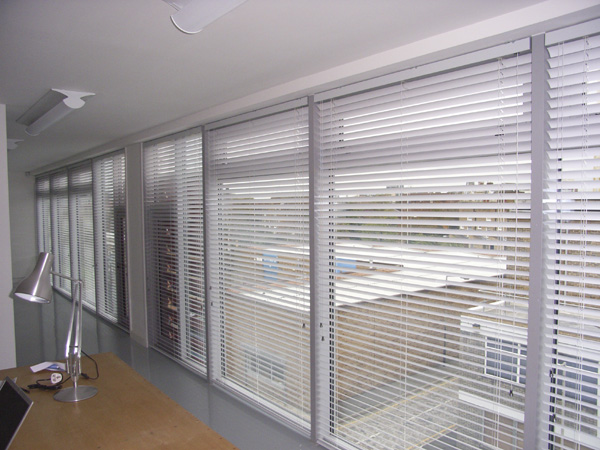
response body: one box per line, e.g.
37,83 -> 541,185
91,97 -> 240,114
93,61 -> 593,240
30,361 -> 66,373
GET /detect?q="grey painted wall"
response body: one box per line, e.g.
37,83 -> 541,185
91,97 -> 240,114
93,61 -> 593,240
0,104 -> 16,369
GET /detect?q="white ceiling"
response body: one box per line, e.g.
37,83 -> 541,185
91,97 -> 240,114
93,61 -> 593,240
1,0 -> 597,173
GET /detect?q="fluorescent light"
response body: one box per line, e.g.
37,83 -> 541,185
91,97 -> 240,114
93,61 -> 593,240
7,139 -> 23,150
17,89 -> 94,136
164,0 -> 247,34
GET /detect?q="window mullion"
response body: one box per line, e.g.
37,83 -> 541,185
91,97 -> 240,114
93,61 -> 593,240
523,32 -> 549,450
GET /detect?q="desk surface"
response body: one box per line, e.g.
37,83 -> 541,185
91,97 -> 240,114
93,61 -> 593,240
0,352 -> 238,450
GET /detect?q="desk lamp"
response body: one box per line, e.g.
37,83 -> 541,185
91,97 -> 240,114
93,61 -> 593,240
14,252 -> 98,402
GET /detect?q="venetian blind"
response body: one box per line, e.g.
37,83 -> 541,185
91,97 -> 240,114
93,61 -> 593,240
144,129 -> 206,372
316,51 -> 532,449
68,163 -> 96,310
50,170 -> 71,296
35,175 -> 52,254
206,103 -> 311,428
541,33 -> 600,450
93,151 -> 129,329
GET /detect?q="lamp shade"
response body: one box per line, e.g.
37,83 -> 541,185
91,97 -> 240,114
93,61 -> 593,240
14,252 -> 53,303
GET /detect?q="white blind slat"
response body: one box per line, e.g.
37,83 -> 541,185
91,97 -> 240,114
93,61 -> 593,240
35,176 -> 52,254
50,171 -> 71,295
317,51 -> 531,450
144,129 -> 206,373
207,106 -> 311,429
540,34 -> 600,450
93,151 -> 129,328
68,163 -> 96,311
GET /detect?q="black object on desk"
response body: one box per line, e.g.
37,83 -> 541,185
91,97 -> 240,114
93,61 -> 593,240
0,376 -> 33,450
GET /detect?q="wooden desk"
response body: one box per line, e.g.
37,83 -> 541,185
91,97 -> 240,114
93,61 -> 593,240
0,352 -> 238,449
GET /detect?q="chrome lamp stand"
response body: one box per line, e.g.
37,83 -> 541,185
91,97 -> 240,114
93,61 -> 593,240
52,274 -> 98,402
14,252 -> 98,402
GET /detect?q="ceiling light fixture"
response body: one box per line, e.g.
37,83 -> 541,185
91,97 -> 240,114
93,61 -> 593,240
7,139 -> 23,151
163,0 -> 247,34
17,89 -> 94,136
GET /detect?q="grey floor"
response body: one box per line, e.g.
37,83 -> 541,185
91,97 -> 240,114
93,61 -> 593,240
13,293 -> 323,450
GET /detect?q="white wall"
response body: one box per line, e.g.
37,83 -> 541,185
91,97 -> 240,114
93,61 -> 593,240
9,170 -> 35,284
0,104 -> 16,369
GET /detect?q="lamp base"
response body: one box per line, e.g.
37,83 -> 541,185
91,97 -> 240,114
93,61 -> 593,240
54,385 -> 98,402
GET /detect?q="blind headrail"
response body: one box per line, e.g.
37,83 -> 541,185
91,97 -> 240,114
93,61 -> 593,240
315,38 -> 530,102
